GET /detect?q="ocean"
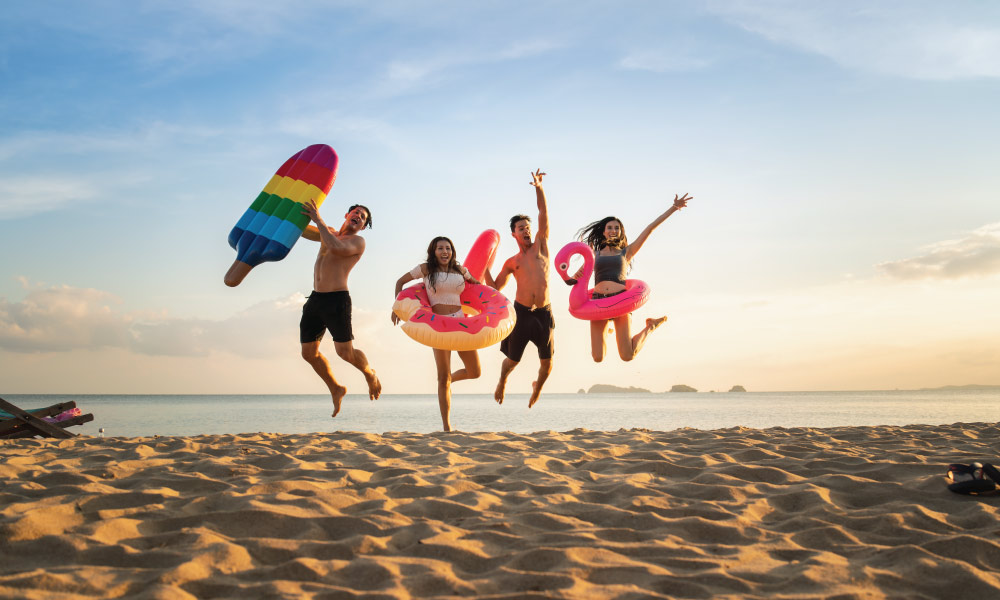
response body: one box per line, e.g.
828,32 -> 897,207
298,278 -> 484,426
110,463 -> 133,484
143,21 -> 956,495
5,389 -> 1000,438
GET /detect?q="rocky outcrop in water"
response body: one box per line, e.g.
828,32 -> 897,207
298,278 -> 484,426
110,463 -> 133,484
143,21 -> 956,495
669,384 -> 697,393
587,384 -> 652,394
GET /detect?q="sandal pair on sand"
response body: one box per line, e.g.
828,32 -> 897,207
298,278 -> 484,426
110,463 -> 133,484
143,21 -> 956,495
946,462 -> 1000,495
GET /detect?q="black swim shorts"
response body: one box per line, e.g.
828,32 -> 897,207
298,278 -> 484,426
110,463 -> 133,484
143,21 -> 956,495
300,291 -> 353,343
500,302 -> 555,362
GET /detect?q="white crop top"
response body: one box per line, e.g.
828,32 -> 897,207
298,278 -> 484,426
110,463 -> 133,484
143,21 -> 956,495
409,264 -> 471,306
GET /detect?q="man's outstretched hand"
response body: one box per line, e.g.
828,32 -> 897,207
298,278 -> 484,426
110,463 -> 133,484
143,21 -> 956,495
530,168 -> 546,188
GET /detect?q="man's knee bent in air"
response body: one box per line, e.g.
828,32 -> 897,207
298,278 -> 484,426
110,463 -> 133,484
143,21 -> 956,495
539,358 -> 553,375
301,342 -> 323,363
334,341 -> 356,363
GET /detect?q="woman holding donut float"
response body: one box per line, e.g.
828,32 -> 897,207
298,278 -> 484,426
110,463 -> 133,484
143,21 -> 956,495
556,193 -> 691,362
392,233 -> 513,431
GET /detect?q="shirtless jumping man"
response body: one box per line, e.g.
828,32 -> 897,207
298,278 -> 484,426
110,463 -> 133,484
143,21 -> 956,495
300,200 -> 382,417
486,169 -> 553,408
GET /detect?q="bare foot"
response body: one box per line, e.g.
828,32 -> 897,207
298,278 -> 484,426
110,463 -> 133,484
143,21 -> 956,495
528,380 -> 542,408
364,368 -> 382,401
646,316 -> 668,332
330,384 -> 347,418
494,379 -> 506,405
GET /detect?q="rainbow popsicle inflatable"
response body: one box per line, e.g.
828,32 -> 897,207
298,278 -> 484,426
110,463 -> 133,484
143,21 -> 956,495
224,144 -> 338,286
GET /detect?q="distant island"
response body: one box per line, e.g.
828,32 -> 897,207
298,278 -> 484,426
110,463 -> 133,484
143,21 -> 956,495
585,384 -> 652,394
919,384 -> 1000,391
575,384 -> 998,395
579,384 -> 749,394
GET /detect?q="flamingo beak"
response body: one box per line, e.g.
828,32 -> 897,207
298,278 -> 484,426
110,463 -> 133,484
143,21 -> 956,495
565,279 -> 577,286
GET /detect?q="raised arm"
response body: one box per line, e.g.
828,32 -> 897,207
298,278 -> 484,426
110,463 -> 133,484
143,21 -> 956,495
530,169 -> 549,243
301,200 -> 364,257
624,193 -> 691,262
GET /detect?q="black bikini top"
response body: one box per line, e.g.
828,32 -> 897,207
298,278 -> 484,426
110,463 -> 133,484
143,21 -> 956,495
594,250 -> 627,285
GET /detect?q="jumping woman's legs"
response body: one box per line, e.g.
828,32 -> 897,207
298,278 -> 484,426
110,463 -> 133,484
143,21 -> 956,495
451,350 -> 481,383
433,349 -> 453,431
590,319 -> 611,362
614,313 -> 668,361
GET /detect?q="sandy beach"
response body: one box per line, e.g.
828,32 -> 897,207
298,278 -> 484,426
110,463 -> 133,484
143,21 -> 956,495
3,424 -> 1000,599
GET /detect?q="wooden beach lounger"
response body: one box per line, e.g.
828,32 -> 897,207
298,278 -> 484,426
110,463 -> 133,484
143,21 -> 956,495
0,397 -> 94,439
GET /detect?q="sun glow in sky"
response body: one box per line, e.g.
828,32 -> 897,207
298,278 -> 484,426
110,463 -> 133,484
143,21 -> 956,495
2,1 -> 999,395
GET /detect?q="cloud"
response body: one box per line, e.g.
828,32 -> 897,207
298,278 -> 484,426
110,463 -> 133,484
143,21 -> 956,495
10,2 -> 558,85
619,50 -> 712,73
0,123 -> 224,163
0,123 -> 232,219
7,1 -> 330,76
0,285 -> 130,352
275,111 -> 408,156
131,294 -> 306,358
876,222 -> 1000,280
143,0 -> 305,37
708,0 -> 1000,80
0,282 -> 308,357
496,40 -> 562,61
376,38 -> 563,96
0,177 -> 100,220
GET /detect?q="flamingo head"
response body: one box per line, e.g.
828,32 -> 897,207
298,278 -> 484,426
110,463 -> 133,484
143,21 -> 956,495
554,242 -> 593,287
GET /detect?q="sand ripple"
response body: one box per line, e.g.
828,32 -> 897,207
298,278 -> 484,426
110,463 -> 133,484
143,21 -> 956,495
3,424 -> 1000,598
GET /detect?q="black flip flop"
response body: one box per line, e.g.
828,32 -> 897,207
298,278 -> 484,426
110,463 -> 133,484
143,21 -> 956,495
947,462 -> 999,495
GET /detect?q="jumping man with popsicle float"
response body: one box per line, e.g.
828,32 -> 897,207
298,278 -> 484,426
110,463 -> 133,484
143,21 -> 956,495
299,201 -> 382,416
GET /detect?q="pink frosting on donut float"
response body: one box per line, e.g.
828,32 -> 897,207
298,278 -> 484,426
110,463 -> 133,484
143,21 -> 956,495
394,283 -> 514,350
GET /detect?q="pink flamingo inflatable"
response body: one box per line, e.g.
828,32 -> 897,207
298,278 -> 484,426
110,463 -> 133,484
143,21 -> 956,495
554,241 -> 650,321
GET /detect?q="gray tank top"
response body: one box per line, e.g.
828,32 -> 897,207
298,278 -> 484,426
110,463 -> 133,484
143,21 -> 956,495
594,251 -> 627,284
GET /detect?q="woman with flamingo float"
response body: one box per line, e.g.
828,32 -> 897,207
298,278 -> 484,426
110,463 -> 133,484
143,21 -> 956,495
555,193 -> 691,362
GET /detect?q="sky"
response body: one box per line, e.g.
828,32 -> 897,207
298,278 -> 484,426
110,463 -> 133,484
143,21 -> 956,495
1,0 -> 999,396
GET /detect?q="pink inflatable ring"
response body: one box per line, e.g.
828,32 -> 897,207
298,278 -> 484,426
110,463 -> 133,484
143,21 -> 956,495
393,283 -> 515,351
393,230 -> 516,351
555,241 -> 650,321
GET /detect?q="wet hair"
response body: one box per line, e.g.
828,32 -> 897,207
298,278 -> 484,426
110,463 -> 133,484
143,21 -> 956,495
509,214 -> 531,232
424,236 -> 461,291
349,204 -> 373,229
577,216 -> 627,252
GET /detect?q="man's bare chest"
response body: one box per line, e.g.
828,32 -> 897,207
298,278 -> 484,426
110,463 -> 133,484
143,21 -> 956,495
512,252 -> 548,273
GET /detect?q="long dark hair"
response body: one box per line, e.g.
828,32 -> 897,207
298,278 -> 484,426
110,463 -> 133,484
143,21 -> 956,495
424,236 -> 461,290
577,216 -> 627,252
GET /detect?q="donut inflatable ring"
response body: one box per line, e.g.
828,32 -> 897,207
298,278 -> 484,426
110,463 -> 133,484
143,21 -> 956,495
393,230 -> 515,351
554,241 -> 650,321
